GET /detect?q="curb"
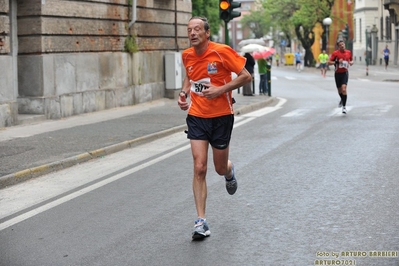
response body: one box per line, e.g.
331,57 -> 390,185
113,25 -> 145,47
0,97 -> 274,189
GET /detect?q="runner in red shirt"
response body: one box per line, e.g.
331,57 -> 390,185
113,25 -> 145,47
328,40 -> 354,114
177,16 -> 251,239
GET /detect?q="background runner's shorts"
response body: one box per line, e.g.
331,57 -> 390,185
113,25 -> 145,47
334,72 -> 349,88
186,114 -> 234,150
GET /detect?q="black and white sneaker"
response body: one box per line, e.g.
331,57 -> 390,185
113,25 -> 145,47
225,164 -> 237,195
342,106 -> 347,114
338,100 -> 343,108
192,218 -> 210,239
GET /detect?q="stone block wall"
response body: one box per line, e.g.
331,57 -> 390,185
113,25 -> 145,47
0,0 -> 192,127
0,0 -> 18,127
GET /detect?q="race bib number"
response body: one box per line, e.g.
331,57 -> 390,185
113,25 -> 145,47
339,60 -> 349,69
190,78 -> 211,96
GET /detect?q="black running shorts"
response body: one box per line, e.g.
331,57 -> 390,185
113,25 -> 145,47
334,72 -> 349,88
186,114 -> 234,150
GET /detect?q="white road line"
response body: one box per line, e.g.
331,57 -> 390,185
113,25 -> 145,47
0,98 -> 287,231
378,105 -> 393,112
365,105 -> 393,116
329,106 -> 353,116
282,109 -> 310,117
0,145 -> 190,231
241,97 -> 286,118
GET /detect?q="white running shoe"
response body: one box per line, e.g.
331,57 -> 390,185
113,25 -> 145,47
342,106 -> 347,114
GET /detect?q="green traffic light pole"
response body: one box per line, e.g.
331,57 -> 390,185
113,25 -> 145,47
224,21 -> 229,45
365,29 -> 369,76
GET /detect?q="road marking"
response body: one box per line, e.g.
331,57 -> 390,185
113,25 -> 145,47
378,105 -> 393,113
365,105 -> 393,116
329,106 -> 353,116
241,97 -> 286,118
0,98 -> 286,231
282,109 -> 310,117
0,145 -> 191,231
286,76 -> 296,80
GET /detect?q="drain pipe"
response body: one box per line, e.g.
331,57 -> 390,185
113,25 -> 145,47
128,0 -> 137,29
175,0 -> 179,51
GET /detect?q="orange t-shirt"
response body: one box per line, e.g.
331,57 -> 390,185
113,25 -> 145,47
182,41 -> 246,118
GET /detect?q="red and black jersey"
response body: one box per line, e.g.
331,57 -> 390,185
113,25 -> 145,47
329,50 -> 352,73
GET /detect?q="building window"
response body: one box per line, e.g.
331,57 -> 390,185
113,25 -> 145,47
353,18 -> 356,42
237,30 -> 243,40
385,16 -> 391,40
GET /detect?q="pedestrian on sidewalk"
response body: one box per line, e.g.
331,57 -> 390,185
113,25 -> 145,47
328,40 -> 353,114
295,51 -> 302,72
275,53 -> 280,67
318,50 -> 329,77
177,16 -> 251,240
383,45 -> 390,70
257,57 -> 268,95
243,52 -> 255,96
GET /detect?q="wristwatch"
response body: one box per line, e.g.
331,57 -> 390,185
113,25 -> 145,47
179,90 -> 188,98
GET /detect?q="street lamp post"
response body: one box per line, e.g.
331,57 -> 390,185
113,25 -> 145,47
279,31 -> 285,64
370,24 -> 378,65
323,17 -> 332,55
365,27 -> 370,75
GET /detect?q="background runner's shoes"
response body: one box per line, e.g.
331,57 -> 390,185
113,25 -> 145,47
342,106 -> 347,114
338,100 -> 343,108
192,218 -> 210,239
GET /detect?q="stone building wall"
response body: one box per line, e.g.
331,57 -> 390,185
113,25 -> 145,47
0,0 -> 18,127
0,0 -> 192,127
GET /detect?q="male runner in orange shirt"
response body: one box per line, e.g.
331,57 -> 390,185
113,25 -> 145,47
177,16 -> 251,239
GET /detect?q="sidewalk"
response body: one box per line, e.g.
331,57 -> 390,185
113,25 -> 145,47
0,93 -> 274,189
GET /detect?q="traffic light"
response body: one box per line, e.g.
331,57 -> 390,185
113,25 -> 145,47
219,0 -> 241,23
219,0 -> 230,22
229,1 -> 241,21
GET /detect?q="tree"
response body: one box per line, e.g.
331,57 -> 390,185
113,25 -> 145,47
191,0 -> 221,37
240,10 -> 272,39
261,0 -> 335,67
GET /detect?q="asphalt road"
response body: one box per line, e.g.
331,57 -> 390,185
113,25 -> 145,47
1,65 -> 399,265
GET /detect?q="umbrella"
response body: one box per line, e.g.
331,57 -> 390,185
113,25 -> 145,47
238,39 -> 267,47
252,48 -> 276,60
240,44 -> 269,53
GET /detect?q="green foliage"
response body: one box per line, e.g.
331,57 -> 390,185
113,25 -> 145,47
260,0 -> 335,66
125,35 -> 138,53
191,0 -> 222,36
241,10 -> 271,39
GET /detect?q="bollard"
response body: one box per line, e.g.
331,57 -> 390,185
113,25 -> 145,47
252,76 -> 255,95
266,61 -> 272,96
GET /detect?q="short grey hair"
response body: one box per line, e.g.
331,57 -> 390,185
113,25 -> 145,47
189,16 -> 210,32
